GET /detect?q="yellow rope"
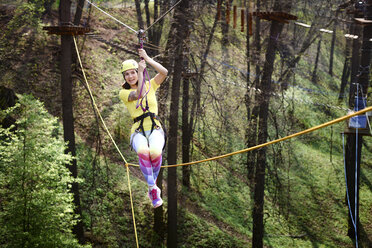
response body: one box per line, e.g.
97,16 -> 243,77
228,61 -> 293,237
126,105 -> 372,168
73,36 -> 139,248
125,163 -> 138,246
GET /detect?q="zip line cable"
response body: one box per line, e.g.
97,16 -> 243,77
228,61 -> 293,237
144,0 -> 182,33
86,0 -> 181,35
85,0 -> 138,34
73,36 -> 139,248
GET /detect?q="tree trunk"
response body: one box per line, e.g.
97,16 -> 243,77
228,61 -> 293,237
220,0 -> 233,61
246,0 -> 261,190
0,86 -> 18,129
311,37 -> 322,83
345,3 -> 372,241
182,64 -> 191,188
197,7 -> 220,111
135,0 -> 144,29
44,0 -> 55,16
144,0 -> 151,29
167,0 -> 190,247
244,0 -> 251,123
339,58 -> 350,101
345,134 -> 362,241
153,170 -> 164,245
150,0 -> 169,52
73,0 -> 85,25
59,0 -> 85,244
154,1 -> 172,243
339,22 -> 353,100
349,25 -> 362,106
329,11 -> 338,76
252,1 -> 291,247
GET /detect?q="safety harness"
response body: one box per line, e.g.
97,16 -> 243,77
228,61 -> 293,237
133,111 -> 160,136
133,111 -> 167,149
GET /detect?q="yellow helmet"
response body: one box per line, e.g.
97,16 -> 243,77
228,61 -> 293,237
121,59 -> 138,73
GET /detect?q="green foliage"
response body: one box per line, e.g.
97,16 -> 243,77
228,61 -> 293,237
178,209 -> 248,248
0,94 -> 88,248
0,0 -> 46,84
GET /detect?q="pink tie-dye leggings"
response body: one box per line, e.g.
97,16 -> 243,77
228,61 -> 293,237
131,129 -> 165,187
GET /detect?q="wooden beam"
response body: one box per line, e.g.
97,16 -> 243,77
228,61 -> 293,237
251,11 -> 297,22
43,26 -> 91,35
355,17 -> 372,25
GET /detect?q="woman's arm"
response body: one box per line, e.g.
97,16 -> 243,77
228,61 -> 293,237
139,49 -> 168,85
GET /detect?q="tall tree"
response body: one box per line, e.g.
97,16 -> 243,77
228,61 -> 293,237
182,57 -> 192,188
59,0 -> 85,243
149,0 -> 170,55
73,0 -> 85,25
135,0 -> 144,29
44,0 -> 55,16
339,20 -> 353,100
252,0 -> 292,247
349,27 -> 362,106
345,1 -> 372,242
328,10 -> 339,76
167,0 -> 191,247
246,0 -> 261,190
144,0 -> 151,29
155,1 -> 173,242
0,95 -> 83,248
311,36 -> 322,83
220,0 -> 234,60
181,3 -> 219,188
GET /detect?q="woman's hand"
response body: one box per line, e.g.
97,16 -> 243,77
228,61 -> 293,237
138,48 -> 168,85
138,60 -> 146,73
138,48 -> 150,61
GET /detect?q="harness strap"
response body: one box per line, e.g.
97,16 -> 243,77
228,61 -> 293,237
133,112 -> 160,137
133,112 -> 167,150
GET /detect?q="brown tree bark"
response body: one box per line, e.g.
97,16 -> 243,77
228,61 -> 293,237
182,62 -> 191,188
73,0 -> 85,25
154,1 -> 172,243
59,0 -> 85,244
345,2 -> 372,241
135,0 -> 144,29
339,21 -> 353,100
167,0 -> 191,247
220,0 -> 234,60
329,11 -> 339,76
246,0 -> 261,190
252,0 -> 292,247
311,37 -> 322,83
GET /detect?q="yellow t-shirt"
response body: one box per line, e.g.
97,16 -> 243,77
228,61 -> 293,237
119,78 -> 161,134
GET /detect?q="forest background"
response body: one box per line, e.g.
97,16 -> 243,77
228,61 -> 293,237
0,0 -> 372,247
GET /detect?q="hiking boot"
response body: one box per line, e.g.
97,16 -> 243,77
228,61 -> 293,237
148,185 -> 163,208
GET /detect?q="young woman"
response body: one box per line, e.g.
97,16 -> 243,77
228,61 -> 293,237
119,48 -> 168,208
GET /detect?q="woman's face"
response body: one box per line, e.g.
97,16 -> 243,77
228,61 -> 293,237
124,69 -> 138,88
